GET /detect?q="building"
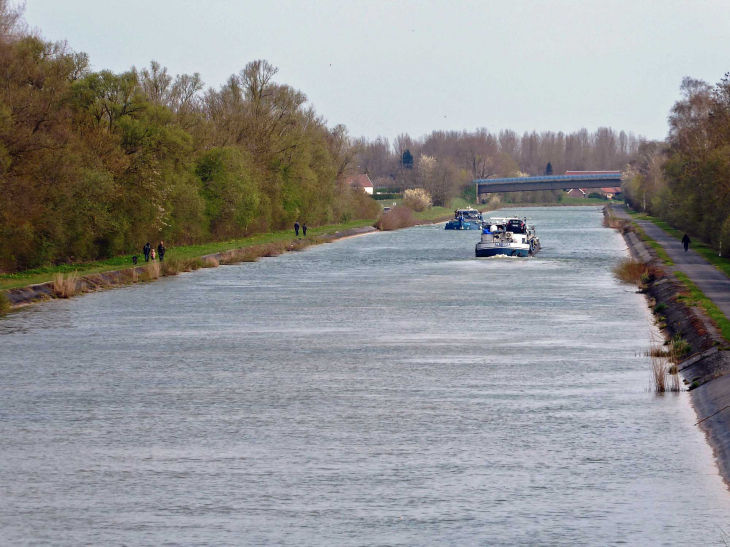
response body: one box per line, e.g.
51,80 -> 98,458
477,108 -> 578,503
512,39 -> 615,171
564,171 -> 622,199
344,174 -> 374,195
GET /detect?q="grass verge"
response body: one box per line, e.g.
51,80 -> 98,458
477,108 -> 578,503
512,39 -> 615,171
673,271 -> 730,343
0,219 -> 375,291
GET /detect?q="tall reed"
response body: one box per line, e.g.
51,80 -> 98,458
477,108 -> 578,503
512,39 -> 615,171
51,271 -> 79,298
143,262 -> 160,281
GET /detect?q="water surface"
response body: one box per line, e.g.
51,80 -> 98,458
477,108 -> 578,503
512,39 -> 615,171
2,206 -> 729,545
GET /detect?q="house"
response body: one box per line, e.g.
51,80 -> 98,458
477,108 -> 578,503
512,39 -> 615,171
564,171 -> 622,199
600,187 -> 622,199
344,174 -> 374,195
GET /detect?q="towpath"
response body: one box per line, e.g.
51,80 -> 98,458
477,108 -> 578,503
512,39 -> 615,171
610,205 -> 730,321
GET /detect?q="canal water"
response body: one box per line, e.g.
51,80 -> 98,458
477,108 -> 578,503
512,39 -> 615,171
2,206 -> 729,545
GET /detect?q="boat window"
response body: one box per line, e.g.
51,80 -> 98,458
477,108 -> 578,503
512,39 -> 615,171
507,220 -> 526,234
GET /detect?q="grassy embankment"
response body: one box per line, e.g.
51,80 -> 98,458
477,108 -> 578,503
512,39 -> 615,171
627,210 -> 730,278
0,219 -> 373,292
611,211 -> 730,344
673,271 -> 730,343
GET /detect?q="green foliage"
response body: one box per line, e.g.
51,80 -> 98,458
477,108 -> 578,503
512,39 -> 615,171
401,149 -> 414,169
0,17 -> 377,273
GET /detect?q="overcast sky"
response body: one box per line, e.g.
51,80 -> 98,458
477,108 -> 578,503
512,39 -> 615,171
24,0 -> 730,142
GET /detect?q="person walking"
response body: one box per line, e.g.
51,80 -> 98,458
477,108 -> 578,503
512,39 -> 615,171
682,233 -> 691,252
150,248 -> 156,261
294,221 -> 300,237
143,242 -> 151,262
158,241 -> 166,262
302,222 -> 307,236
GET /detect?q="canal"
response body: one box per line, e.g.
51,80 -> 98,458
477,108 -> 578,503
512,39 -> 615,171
1,206 -> 729,545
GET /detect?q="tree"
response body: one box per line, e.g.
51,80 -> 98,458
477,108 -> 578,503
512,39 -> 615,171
401,149 -> 414,169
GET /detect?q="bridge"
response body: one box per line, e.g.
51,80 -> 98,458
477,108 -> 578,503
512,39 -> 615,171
474,173 -> 623,195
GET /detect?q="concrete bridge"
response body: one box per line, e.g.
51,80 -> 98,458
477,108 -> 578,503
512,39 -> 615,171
474,173 -> 623,195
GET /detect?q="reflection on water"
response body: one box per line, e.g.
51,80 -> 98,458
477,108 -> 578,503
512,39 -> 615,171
1,206 -> 729,545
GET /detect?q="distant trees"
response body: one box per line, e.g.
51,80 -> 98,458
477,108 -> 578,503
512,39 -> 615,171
354,126 -> 641,208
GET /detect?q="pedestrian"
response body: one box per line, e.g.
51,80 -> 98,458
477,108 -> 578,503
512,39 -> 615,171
302,222 -> 307,236
294,221 -> 300,237
158,241 -> 166,262
151,248 -> 156,261
143,242 -> 151,262
682,233 -> 691,252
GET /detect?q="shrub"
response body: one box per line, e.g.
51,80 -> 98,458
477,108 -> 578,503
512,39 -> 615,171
51,272 -> 79,298
375,205 -> 416,231
403,188 -> 432,212
654,303 -> 667,314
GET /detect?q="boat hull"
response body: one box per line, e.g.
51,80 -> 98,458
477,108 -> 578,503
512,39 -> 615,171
445,221 -> 480,230
475,246 -> 530,258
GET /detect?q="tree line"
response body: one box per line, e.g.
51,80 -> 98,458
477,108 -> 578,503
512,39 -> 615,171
0,3 -> 378,272
623,75 -> 730,255
354,127 -> 642,205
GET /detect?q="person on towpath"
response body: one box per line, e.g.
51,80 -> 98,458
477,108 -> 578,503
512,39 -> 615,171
143,242 -> 151,262
682,233 -> 691,252
294,221 -> 300,237
158,241 -> 166,262
302,223 -> 307,236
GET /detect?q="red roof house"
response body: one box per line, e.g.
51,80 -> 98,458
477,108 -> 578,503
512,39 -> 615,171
344,174 -> 374,195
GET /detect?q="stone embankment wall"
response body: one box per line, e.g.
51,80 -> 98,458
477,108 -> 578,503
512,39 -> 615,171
605,207 -> 730,485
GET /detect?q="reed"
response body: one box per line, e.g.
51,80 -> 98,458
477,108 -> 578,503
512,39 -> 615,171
202,256 -> 220,268
142,262 -> 160,281
160,258 -> 182,276
613,258 -> 649,285
651,354 -> 668,392
375,205 -> 416,231
51,271 -> 79,298
603,215 -> 634,234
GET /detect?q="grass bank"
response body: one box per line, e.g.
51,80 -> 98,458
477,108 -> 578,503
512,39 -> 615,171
0,219 -> 374,291
674,271 -> 730,343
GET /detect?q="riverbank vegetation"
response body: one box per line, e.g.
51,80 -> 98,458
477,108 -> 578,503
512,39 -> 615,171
622,75 -> 730,259
0,3 -> 379,273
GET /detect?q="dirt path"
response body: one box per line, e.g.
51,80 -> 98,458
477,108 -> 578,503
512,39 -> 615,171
611,205 -> 730,321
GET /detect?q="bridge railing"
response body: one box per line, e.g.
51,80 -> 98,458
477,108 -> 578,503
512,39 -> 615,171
473,173 -> 623,185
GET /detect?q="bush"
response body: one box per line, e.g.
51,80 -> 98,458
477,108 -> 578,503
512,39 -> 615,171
375,205 -> 416,231
372,193 -> 401,201
403,188 -> 432,212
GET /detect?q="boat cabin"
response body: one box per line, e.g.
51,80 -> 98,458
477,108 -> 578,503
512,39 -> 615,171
454,208 -> 482,221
